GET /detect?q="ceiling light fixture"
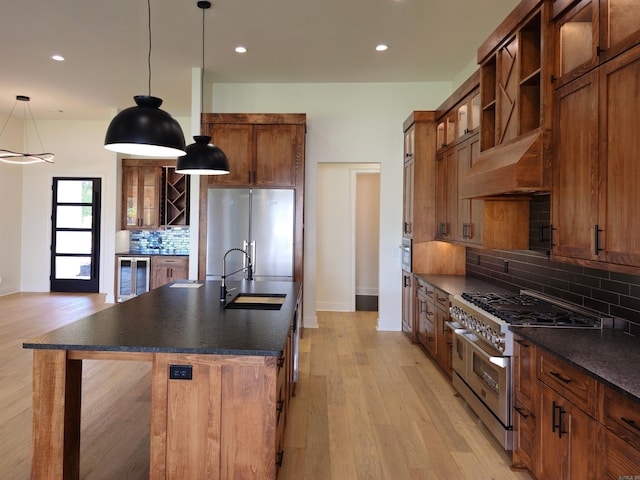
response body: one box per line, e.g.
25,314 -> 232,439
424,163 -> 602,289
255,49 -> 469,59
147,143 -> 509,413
51,54 -> 65,61
176,0 -> 229,175
104,0 -> 186,157
376,44 -> 389,51
0,95 -> 54,164
235,46 -> 248,53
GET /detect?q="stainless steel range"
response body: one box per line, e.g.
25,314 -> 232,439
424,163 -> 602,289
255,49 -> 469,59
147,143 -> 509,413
447,289 -> 606,450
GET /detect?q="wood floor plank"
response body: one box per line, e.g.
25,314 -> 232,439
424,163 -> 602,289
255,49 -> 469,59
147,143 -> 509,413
0,294 -> 532,480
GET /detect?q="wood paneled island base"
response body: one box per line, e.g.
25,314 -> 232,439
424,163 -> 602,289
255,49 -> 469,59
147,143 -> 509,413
26,280 -> 301,480
31,349 -> 281,479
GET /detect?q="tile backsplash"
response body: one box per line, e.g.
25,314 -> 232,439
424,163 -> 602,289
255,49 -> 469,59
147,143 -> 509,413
129,228 -> 190,254
466,248 -> 640,335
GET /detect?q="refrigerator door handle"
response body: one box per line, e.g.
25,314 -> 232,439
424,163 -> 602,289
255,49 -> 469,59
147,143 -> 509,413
251,240 -> 256,275
242,240 -> 249,270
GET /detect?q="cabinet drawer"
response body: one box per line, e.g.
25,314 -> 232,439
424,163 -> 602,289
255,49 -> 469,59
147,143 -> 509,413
152,256 -> 188,268
434,287 -> 449,311
601,385 -> 640,450
537,350 -> 598,417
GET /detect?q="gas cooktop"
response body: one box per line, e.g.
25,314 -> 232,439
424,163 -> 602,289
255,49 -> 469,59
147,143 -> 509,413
460,291 -> 604,328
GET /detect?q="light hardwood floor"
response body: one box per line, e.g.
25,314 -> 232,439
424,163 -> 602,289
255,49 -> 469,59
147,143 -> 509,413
0,293 -> 531,479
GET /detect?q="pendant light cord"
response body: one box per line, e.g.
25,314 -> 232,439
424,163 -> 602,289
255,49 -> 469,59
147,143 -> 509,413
147,0 -> 152,96
201,4 -> 205,113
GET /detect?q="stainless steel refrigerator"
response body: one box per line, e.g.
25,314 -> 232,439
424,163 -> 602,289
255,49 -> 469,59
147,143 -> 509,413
206,188 -> 295,281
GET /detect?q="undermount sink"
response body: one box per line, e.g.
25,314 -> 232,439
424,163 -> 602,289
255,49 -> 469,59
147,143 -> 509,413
224,293 -> 286,310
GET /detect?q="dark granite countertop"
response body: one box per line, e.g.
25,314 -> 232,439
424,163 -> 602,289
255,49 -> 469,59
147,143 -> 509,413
24,280 -> 301,357
413,274 -> 513,296
511,326 -> 640,404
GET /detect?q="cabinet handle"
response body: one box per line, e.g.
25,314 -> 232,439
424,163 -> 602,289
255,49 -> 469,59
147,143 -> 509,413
594,224 -> 603,255
404,275 -> 411,288
549,371 -> 572,384
439,223 -> 447,236
551,401 -> 567,438
622,417 -> 640,433
276,450 -> 285,467
514,406 -> 529,419
276,400 -> 285,413
437,295 -> 447,303
277,357 -> 285,368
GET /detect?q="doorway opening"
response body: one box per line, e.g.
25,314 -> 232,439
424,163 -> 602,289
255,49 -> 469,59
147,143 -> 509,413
50,177 -> 102,293
354,171 -> 380,311
316,163 -> 380,313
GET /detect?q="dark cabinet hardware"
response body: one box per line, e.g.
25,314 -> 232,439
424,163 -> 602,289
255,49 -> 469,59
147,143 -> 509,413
462,223 -> 470,239
277,357 -> 285,368
439,223 -> 448,236
552,401 -> 567,438
596,45 -> 604,56
276,400 -> 285,413
622,417 -> 640,432
515,406 -> 530,419
404,275 -> 411,288
594,224 -> 603,255
550,371 -> 572,384
276,450 -> 284,467
437,295 -> 447,303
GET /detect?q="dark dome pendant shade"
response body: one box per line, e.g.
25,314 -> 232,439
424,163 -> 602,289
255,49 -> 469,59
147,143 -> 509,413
175,0 -> 230,175
176,135 -> 229,175
103,0 -> 186,158
104,95 -> 186,157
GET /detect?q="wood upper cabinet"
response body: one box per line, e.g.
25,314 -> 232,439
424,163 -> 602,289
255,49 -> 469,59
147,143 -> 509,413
403,112 -> 437,243
201,114 -> 305,188
456,134 -> 484,245
435,148 -> 457,241
551,70 -> 599,261
552,0 -> 640,88
479,2 -> 550,152
122,162 -> 162,230
403,126 -> 415,238
552,45 -> 640,269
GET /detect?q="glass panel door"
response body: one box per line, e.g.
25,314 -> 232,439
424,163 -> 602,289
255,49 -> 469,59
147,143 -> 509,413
50,178 -> 101,292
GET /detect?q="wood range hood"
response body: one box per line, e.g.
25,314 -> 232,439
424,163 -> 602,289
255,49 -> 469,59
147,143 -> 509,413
460,127 -> 552,199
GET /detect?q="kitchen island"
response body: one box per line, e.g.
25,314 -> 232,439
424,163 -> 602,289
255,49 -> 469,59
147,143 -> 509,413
24,280 -> 302,480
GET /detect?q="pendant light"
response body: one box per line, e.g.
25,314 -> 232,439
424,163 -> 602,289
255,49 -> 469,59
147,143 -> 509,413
104,0 -> 186,157
0,95 -> 54,164
176,0 -> 229,175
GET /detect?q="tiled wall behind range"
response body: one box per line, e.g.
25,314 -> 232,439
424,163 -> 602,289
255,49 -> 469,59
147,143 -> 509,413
129,228 -> 190,254
466,248 -> 640,335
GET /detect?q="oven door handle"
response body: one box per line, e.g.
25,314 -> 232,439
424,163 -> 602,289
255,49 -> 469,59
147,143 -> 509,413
467,336 -> 509,369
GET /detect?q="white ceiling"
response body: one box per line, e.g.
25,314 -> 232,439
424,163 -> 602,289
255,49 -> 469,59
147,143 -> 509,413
0,0 -> 519,120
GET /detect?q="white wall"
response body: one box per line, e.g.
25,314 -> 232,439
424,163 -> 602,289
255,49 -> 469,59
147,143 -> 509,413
0,118 -> 24,295
19,119 -> 118,301
210,82 -> 450,330
356,172 -> 380,297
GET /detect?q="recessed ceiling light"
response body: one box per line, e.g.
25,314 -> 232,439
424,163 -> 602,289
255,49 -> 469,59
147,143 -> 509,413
235,46 -> 247,53
51,54 -> 65,61
375,44 -> 388,52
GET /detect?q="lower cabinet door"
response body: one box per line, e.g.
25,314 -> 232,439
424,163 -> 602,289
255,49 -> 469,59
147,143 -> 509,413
538,383 -> 597,480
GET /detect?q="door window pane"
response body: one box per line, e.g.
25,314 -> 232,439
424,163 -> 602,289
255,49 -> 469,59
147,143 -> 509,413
56,231 -> 92,254
56,205 -> 93,229
55,257 -> 92,279
56,180 -> 93,203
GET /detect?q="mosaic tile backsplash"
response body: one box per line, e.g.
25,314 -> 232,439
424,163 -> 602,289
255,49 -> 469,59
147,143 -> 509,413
129,228 -> 190,255
466,248 -> 640,335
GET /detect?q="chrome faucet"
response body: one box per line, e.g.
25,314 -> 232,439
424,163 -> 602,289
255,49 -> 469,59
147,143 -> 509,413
220,247 -> 253,301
